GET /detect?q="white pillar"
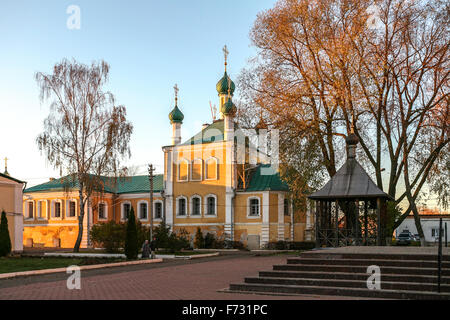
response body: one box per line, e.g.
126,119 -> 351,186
172,123 -> 181,145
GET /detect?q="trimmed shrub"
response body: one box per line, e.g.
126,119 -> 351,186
153,220 -> 171,249
204,233 -> 216,249
90,221 -> 125,253
124,207 -> 138,259
0,210 -> 12,257
194,227 -> 204,249
266,241 -> 315,251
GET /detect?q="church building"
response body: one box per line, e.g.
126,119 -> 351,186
22,48 -> 310,249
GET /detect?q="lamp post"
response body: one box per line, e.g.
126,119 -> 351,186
148,164 -> 155,241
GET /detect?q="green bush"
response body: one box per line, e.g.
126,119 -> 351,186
0,210 -> 12,257
124,207 -> 138,259
91,221 -> 125,253
153,220 -> 171,249
167,229 -> 190,253
194,227 -> 204,249
204,233 -> 216,249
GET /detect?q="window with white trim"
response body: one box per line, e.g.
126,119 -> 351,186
249,198 -> 260,217
139,201 -> 148,220
122,202 -> 131,220
154,202 -> 163,219
177,197 -> 187,216
52,201 -> 62,218
98,203 -> 107,220
67,200 -> 76,218
191,196 -> 201,216
27,201 -> 34,219
205,195 -> 216,216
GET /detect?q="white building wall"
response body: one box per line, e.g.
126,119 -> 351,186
396,217 -> 450,243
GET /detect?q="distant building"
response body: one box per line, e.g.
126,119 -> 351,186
22,49 -> 309,249
395,208 -> 450,243
0,171 -> 25,253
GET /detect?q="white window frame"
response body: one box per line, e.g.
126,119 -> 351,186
121,201 -> 132,221
177,158 -> 189,182
176,196 -> 188,217
25,200 -> 34,220
205,157 -> 218,180
204,194 -> 217,217
37,200 -> 46,220
65,199 -> 78,220
190,158 -> 203,181
153,200 -> 164,220
51,200 -> 63,220
98,201 -> 108,221
247,196 -> 261,218
138,200 -> 149,221
190,195 -> 202,217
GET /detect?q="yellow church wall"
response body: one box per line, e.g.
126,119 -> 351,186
234,193 -> 263,223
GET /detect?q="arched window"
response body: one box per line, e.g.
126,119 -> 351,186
98,202 -> 108,220
205,194 -> 217,216
247,197 -> 260,217
178,159 -> 189,181
191,159 -> 203,181
122,202 -> 132,221
154,201 -> 163,220
190,196 -> 201,216
205,157 -> 218,180
138,201 -> 148,221
176,196 -> 187,216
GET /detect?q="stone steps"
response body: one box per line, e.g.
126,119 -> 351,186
287,258 -> 450,268
259,270 -> 450,284
228,282 -> 450,300
244,276 -> 450,293
226,250 -> 450,299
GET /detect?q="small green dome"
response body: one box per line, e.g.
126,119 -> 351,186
169,105 -> 184,124
221,97 -> 237,116
216,71 -> 235,95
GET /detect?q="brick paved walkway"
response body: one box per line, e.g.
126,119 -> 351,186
0,254 -> 357,300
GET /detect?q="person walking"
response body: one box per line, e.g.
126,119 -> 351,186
141,240 -> 151,259
150,236 -> 157,259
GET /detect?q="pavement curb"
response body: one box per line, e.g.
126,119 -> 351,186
0,258 -> 163,280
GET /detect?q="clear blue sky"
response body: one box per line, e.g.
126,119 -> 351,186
0,0 -> 277,186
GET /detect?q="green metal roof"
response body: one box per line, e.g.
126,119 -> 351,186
221,97 -> 237,116
24,174 -> 163,194
169,105 -> 184,124
180,120 -> 225,146
216,71 -> 235,95
244,164 -> 289,192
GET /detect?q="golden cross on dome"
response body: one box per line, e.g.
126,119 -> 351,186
174,83 -> 179,104
223,45 -> 229,71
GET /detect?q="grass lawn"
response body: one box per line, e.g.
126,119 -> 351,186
0,256 -> 125,274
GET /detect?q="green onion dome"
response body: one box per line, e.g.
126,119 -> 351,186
221,97 -> 237,116
216,72 -> 235,95
169,105 -> 184,124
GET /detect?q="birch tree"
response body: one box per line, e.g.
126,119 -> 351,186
36,59 -> 133,252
